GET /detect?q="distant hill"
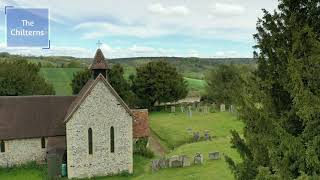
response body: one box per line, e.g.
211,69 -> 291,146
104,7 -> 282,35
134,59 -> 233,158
0,52 -> 255,95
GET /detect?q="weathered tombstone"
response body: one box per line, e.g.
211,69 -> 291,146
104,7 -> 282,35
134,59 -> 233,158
169,156 -> 180,168
171,106 -> 176,113
204,105 -> 209,113
171,160 -> 182,168
181,155 -> 191,167
158,158 -> 169,169
220,104 -> 226,112
151,160 -> 159,172
204,130 -> 212,141
211,103 -> 217,112
188,106 -> 192,118
193,132 -> 200,142
196,104 -> 200,112
194,153 -> 204,165
209,152 -> 220,160
192,103 -> 196,110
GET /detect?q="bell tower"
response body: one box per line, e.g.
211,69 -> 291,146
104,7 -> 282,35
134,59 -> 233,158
90,48 -> 108,79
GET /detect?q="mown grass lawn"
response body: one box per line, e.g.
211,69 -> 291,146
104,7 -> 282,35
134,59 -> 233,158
183,77 -> 207,94
149,111 -> 243,148
0,112 -> 242,180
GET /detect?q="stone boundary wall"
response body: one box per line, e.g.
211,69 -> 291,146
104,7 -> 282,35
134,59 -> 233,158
0,137 -> 47,167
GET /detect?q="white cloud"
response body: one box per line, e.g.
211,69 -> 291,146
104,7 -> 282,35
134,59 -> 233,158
74,22 -> 173,39
211,3 -> 245,16
213,50 -> 240,58
148,3 -> 189,16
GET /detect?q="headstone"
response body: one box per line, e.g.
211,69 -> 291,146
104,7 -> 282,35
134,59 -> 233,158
181,155 -> 191,167
169,156 -> 180,168
188,106 -> 192,118
151,160 -> 159,172
220,104 -> 226,112
196,104 -> 200,112
194,153 -> 203,165
193,132 -> 200,142
171,106 -> 176,113
204,130 -> 212,141
158,158 -> 169,169
209,152 -> 220,160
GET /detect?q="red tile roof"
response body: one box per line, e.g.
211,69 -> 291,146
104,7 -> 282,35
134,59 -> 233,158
132,109 -> 150,138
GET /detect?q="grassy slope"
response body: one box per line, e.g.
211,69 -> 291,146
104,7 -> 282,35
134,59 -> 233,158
39,68 -> 83,95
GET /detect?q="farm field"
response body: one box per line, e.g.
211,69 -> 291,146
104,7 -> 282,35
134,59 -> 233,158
39,68 -> 206,96
0,111 -> 242,180
39,68 -> 83,95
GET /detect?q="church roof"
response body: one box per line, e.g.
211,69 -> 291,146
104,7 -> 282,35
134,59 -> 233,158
90,48 -> 108,70
132,109 -> 150,138
0,96 -> 76,140
64,74 -> 133,123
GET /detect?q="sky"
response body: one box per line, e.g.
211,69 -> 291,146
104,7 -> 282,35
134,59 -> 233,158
0,0 -> 278,58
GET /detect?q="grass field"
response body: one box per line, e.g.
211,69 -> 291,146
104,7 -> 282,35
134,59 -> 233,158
39,68 -> 206,96
39,68 -> 83,95
0,111 -> 242,180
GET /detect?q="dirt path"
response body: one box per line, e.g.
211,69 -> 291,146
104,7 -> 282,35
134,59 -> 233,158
148,130 -> 168,156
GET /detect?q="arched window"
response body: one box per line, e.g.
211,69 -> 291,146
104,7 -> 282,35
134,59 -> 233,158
88,128 -> 93,155
41,137 -> 46,149
110,126 -> 114,153
0,140 -> 5,153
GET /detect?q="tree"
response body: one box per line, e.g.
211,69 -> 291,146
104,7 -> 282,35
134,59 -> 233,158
205,64 -> 242,105
71,64 -> 135,106
132,61 -> 188,108
0,59 -> 55,95
227,0 -> 320,179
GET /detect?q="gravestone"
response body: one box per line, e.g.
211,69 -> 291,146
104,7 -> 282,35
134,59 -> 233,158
171,160 -> 182,168
171,106 -> 176,113
188,106 -> 192,118
193,132 -> 200,141
220,104 -> 226,112
204,130 -> 212,141
209,152 -> 220,160
194,153 -> 203,165
151,160 -> 159,172
169,156 -> 180,168
158,158 -> 169,169
181,155 -> 191,167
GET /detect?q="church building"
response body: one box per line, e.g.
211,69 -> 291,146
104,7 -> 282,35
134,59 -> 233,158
0,49 -> 150,179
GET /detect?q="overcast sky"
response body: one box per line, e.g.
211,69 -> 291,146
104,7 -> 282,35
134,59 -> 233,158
0,0 -> 278,58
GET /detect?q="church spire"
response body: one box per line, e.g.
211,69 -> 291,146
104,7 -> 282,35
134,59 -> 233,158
90,48 -> 108,79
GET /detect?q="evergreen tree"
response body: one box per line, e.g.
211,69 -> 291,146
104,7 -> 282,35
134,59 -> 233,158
227,0 -> 320,179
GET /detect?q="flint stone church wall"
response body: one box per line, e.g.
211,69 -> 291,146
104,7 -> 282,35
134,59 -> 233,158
66,81 -> 133,179
0,137 -> 47,167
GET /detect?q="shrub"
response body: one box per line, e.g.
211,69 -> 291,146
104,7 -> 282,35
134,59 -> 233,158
133,138 -> 154,158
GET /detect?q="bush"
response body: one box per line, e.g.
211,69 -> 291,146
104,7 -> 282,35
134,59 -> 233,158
133,138 -> 154,158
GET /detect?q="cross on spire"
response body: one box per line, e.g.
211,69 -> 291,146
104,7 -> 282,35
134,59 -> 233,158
96,40 -> 102,49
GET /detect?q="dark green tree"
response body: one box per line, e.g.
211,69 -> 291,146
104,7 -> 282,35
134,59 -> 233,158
205,64 -> 242,105
132,61 -> 188,108
71,64 -> 135,106
71,69 -> 91,95
227,0 -> 320,179
0,60 -> 55,95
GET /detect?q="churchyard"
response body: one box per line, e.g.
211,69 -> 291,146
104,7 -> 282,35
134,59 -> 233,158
0,108 -> 243,180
